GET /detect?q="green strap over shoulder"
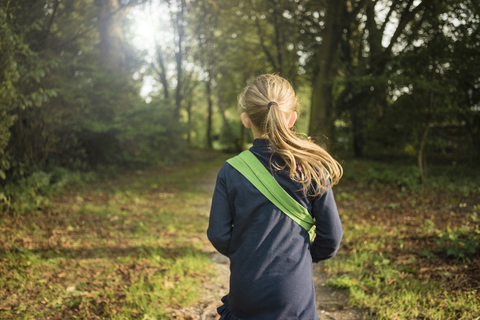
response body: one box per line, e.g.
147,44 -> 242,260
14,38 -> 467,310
227,150 -> 316,240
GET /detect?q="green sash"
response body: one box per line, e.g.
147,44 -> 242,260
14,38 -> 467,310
227,150 -> 316,240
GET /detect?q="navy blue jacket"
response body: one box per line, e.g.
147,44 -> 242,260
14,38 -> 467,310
207,139 -> 343,320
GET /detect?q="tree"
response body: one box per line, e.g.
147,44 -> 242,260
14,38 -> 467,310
189,0 -> 274,149
306,1 -> 349,148
339,0 -> 480,166
0,1 -> 57,179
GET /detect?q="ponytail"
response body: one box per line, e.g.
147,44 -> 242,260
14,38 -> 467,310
238,74 -> 342,197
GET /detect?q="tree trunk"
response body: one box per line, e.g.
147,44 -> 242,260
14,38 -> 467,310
418,123 -> 429,183
99,0 -> 129,70
206,75 -> 213,149
418,75 -> 435,183
351,106 -> 365,157
154,45 -> 169,99
308,1 -> 345,149
309,72 -> 332,149
343,0 -> 432,157
240,123 -> 245,150
187,101 -> 192,145
467,113 -> 480,162
173,0 -> 186,120
216,80 -> 241,151
272,3 -> 285,76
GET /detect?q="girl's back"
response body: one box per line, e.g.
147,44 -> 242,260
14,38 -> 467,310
208,74 -> 343,320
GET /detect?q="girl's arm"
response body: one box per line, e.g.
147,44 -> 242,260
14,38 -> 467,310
207,165 -> 233,257
310,187 -> 343,262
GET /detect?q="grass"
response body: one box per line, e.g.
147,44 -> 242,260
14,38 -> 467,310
2,152 -> 479,319
324,159 -> 480,319
0,150 -> 231,319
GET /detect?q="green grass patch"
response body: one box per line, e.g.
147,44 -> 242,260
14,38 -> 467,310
0,151 -> 230,319
326,159 -> 480,319
340,158 -> 480,194
326,250 -> 479,319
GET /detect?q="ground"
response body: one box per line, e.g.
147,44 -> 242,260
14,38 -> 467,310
1,153 -> 478,319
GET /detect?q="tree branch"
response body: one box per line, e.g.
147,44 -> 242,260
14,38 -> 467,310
385,0 -> 431,55
348,0 -> 368,21
379,0 -> 401,35
153,42 -> 169,99
173,0 -> 186,119
100,0 -> 149,23
254,17 -> 279,71
44,0 -> 60,37
249,0 -> 278,71
51,26 -> 96,51
272,9 -> 284,74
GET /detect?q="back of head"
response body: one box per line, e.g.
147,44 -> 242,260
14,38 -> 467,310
238,74 -> 296,130
238,74 -> 342,196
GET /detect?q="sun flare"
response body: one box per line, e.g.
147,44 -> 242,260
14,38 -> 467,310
128,2 -> 174,57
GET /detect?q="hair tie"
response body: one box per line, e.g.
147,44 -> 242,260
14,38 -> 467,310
268,101 -> 278,110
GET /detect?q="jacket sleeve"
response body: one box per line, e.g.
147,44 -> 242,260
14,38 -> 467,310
310,186 -> 343,262
207,165 -> 233,257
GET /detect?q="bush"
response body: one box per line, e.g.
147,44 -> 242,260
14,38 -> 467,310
419,215 -> 480,261
0,167 -> 95,214
366,165 -> 421,189
112,102 -> 186,167
434,225 -> 480,261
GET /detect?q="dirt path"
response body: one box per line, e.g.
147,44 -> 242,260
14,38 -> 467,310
189,167 -> 370,320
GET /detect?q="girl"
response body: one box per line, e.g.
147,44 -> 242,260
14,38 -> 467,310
207,74 -> 343,320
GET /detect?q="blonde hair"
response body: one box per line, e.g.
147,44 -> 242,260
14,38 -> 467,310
238,74 -> 342,197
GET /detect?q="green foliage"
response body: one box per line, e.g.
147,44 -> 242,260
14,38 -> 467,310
0,167 -> 94,214
0,3 -> 57,180
341,159 -> 422,189
341,158 -> 480,193
426,164 -> 480,195
419,219 -> 480,261
2,0 -> 479,212
113,101 -> 186,166
435,226 -> 480,260
121,253 -> 211,319
0,171 -> 52,213
326,274 -> 359,289
335,191 -> 356,201
366,165 -> 421,190
329,0 -> 480,163
0,0 -> 188,210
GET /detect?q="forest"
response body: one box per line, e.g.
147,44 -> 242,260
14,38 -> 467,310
0,0 -> 479,319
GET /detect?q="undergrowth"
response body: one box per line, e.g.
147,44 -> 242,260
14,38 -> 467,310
341,159 -> 480,194
325,160 -> 480,319
326,251 -> 479,319
0,151 -> 230,319
0,167 -> 96,214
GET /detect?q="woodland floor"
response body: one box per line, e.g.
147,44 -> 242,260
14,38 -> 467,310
335,179 -> 480,296
0,152 -> 478,319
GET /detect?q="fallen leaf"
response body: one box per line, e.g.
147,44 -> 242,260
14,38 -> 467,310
172,309 -> 183,317
164,279 -> 174,289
